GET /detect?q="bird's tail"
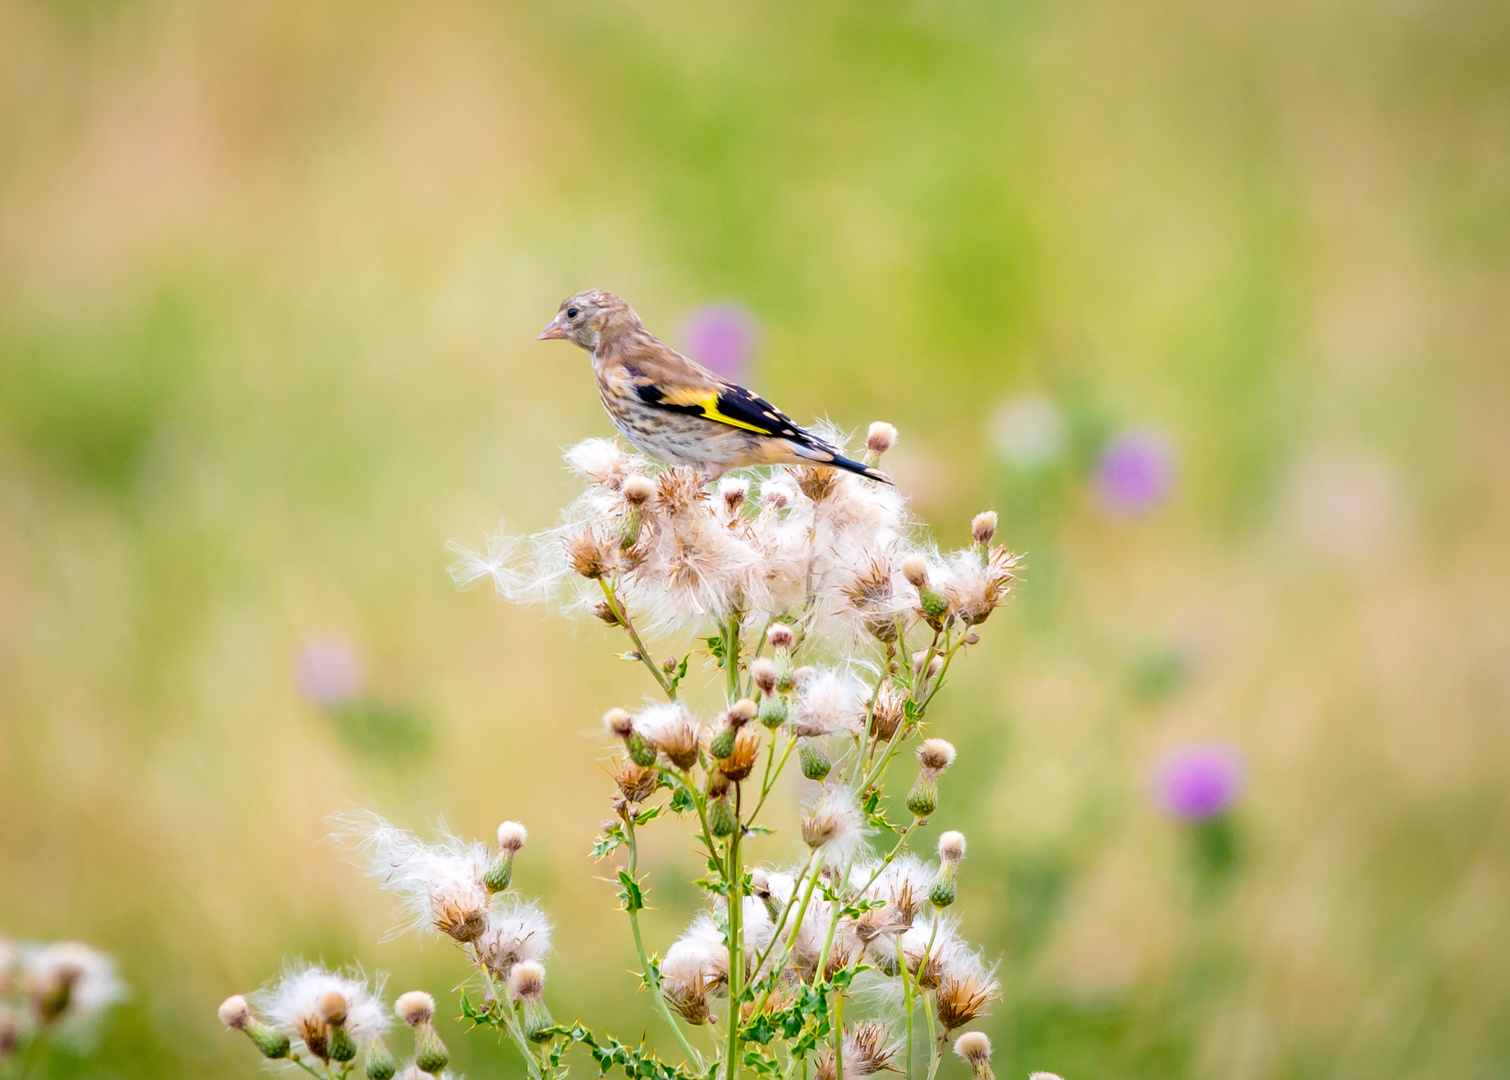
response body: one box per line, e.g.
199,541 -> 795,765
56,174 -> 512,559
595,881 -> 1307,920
794,443 -> 893,484
832,452 -> 893,484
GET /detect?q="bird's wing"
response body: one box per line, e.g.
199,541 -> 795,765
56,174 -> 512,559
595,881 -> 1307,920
635,377 -> 817,443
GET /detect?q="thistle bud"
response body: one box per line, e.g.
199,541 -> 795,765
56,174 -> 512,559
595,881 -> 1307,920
971,510 -> 998,546
607,708 -> 658,768
766,624 -> 794,651
902,555 -> 929,588
963,632 -> 980,646
799,742 -> 832,782
919,740 -> 957,772
219,995 -> 290,1060
751,657 -> 778,696
758,695 -> 788,728
509,962 -> 555,1043
320,992 -> 358,1063
708,794 -> 738,838
931,838 -> 965,909
397,991 -> 448,1074
619,507 -> 643,550
728,697 -> 757,726
953,1032 -> 995,1080
594,600 -> 622,626
485,821 -> 527,893
364,1037 -> 398,1080
866,421 -> 898,456
906,773 -> 938,818
709,724 -> 738,761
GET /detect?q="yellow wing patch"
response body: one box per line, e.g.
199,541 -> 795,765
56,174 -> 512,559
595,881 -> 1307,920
661,387 -> 773,434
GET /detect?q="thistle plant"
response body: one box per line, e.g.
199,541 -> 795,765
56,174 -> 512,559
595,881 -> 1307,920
0,938 -> 124,1078
219,423 -> 1052,1080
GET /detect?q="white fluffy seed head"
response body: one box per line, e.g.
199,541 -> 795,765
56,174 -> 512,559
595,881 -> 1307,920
604,708 -> 635,737
919,739 -> 956,771
866,422 -> 898,455
396,991 -> 435,1026
623,474 -> 656,505
218,995 -> 251,1030
767,624 -> 794,650
938,831 -> 967,862
793,668 -> 869,738
801,788 -> 866,863
497,821 -> 528,854
509,961 -> 545,1001
719,477 -> 750,511
902,555 -> 929,588
971,511 -> 998,545
1028,1074 -> 1064,1080
751,657 -> 778,695
953,1031 -> 991,1063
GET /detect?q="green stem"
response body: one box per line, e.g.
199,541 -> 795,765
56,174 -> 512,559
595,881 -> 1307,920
599,579 -> 675,697
745,731 -> 796,827
751,850 -> 824,1013
475,955 -> 544,1080
923,995 -> 941,1080
288,1055 -> 328,1079
898,935 -> 915,1080
725,783 -> 744,1080
832,992 -> 844,1080
626,820 -> 705,1068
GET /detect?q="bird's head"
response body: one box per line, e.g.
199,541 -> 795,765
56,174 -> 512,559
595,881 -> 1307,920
536,290 -> 638,352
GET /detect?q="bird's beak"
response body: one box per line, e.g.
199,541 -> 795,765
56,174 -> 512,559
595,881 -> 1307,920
536,316 -> 568,341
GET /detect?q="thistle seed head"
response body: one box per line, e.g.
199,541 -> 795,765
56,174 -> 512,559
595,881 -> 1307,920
866,422 -> 898,455
396,992 -> 435,1027
919,739 -> 956,772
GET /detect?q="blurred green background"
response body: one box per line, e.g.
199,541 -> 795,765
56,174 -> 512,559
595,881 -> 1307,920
2,0 -> 1508,1076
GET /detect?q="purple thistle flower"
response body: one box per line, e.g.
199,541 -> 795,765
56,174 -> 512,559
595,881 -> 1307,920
1094,427 -> 1177,517
682,303 -> 758,381
296,637 -> 364,706
1153,743 -> 1244,821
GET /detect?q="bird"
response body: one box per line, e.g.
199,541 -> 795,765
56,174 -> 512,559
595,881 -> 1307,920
536,289 -> 890,484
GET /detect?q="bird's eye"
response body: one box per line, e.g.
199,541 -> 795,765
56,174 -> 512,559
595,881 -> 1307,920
567,307 -> 580,319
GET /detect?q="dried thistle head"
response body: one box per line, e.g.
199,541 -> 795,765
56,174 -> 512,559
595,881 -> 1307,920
751,657 -> 778,696
870,683 -> 907,742
612,759 -> 659,802
636,703 -> 702,771
654,469 -> 708,517
866,422 -> 898,456
815,1021 -> 901,1080
622,474 -> 656,506
795,465 -> 838,503
565,530 -> 615,580
718,727 -> 761,783
935,970 -> 999,1030
918,739 -> 956,773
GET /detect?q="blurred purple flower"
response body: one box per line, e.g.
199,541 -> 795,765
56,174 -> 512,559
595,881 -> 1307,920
296,637 -> 364,706
682,303 -> 758,381
1153,743 -> 1244,821
1094,428 -> 1177,516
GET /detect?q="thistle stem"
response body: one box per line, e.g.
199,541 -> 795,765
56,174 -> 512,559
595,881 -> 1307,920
599,579 -> 675,697
626,819 -> 705,1069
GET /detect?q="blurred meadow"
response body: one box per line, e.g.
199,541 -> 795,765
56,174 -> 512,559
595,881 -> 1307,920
3,0 -> 1509,1076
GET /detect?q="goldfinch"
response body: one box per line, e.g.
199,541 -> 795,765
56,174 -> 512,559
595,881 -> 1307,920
537,290 -> 890,483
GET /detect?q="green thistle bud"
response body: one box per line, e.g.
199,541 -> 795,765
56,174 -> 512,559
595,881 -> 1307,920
709,725 -> 737,760
799,744 -> 831,782
919,586 -> 950,623
709,795 -> 737,838
484,852 -> 515,893
247,1020 -> 291,1060
413,1022 -> 449,1075
758,696 -> 788,729
930,861 -> 958,908
619,506 -> 643,550
626,731 -> 657,767
522,995 -> 556,1043
365,1037 -> 397,1080
328,1025 -> 358,1063
906,774 -> 938,818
